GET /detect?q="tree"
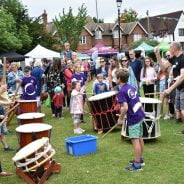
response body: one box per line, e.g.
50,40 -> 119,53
0,0 -> 32,53
121,8 -> 138,23
53,4 -> 87,51
93,17 -> 104,23
26,17 -> 60,51
0,7 -> 22,51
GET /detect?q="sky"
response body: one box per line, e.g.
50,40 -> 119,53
21,0 -> 184,22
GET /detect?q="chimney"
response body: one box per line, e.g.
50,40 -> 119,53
42,10 -> 48,25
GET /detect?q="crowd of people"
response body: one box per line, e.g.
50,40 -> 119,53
0,41 -> 183,174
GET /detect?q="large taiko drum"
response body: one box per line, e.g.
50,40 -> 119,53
16,123 -> 52,148
87,91 -> 119,132
121,97 -> 161,139
17,112 -> 45,125
12,137 -> 55,172
18,100 -> 38,114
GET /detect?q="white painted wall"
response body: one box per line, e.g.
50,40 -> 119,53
154,34 -> 173,43
174,13 -> 184,42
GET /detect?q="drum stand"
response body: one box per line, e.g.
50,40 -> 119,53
16,160 -> 56,184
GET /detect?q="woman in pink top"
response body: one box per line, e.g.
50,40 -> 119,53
140,57 -> 157,112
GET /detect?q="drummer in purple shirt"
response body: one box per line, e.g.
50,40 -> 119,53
116,68 -> 145,172
21,66 -> 37,100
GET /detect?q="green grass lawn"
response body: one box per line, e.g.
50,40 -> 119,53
1,84 -> 184,184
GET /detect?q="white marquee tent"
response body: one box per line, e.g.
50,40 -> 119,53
25,44 -> 60,59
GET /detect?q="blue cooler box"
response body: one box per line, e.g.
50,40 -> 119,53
65,135 -> 98,156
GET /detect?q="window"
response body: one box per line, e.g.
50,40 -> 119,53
113,30 -> 121,38
79,36 -> 86,44
133,34 -> 142,41
95,29 -> 102,39
179,29 -> 184,36
181,42 -> 184,50
159,30 -> 167,38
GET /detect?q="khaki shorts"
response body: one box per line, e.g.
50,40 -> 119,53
175,88 -> 184,110
128,120 -> 143,139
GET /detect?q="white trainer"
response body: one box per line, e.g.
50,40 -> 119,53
78,128 -> 85,133
74,129 -> 82,134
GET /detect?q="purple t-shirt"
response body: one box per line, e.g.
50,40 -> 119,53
71,73 -> 86,87
118,83 -> 144,126
21,76 -> 37,100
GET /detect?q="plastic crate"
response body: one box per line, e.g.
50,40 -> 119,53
65,134 -> 98,156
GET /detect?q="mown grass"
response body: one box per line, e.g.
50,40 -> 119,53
1,83 -> 184,184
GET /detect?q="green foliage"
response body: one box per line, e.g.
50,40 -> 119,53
0,0 -> 32,53
121,8 -> 138,23
0,0 -> 57,53
130,38 -> 159,49
93,17 -> 104,23
26,18 -> 59,52
0,7 -> 22,51
54,4 -> 87,51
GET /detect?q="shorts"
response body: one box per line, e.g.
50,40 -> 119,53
128,120 -> 143,139
175,88 -> 184,110
0,123 -> 6,135
73,114 -> 81,124
159,78 -> 166,92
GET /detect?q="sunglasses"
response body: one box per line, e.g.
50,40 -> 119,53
121,60 -> 127,62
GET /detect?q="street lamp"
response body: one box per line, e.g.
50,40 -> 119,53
116,0 -> 122,52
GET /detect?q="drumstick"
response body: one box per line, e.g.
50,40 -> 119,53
12,83 -> 21,102
102,122 -> 122,138
145,92 -> 163,96
0,116 -> 8,126
0,103 -> 19,126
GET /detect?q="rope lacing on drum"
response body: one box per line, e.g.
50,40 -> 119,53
88,96 -> 119,130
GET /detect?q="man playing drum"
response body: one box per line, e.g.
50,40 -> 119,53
155,42 -> 184,123
116,68 -> 145,171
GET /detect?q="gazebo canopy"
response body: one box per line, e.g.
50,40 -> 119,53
135,42 -> 154,53
25,44 -> 60,58
84,43 -> 118,55
156,40 -> 170,52
0,51 -> 28,62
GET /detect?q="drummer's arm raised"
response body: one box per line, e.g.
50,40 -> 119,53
155,48 -> 171,71
118,102 -> 128,124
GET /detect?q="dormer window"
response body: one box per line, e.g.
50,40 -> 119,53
113,30 -> 121,38
95,29 -> 102,39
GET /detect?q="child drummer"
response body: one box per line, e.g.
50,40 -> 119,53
116,68 -> 145,171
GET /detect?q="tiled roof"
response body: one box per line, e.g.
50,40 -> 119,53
139,10 -> 183,35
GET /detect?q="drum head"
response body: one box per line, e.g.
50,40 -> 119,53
17,112 -> 45,119
12,137 -> 49,162
88,91 -> 118,101
140,97 -> 162,104
18,100 -> 38,103
16,123 -> 52,133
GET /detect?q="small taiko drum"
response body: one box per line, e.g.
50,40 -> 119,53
12,137 -> 55,172
87,91 -> 119,132
16,123 -> 52,148
121,97 -> 161,139
17,112 -> 45,125
18,100 -> 38,114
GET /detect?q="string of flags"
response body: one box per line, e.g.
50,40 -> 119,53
156,16 -> 179,21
